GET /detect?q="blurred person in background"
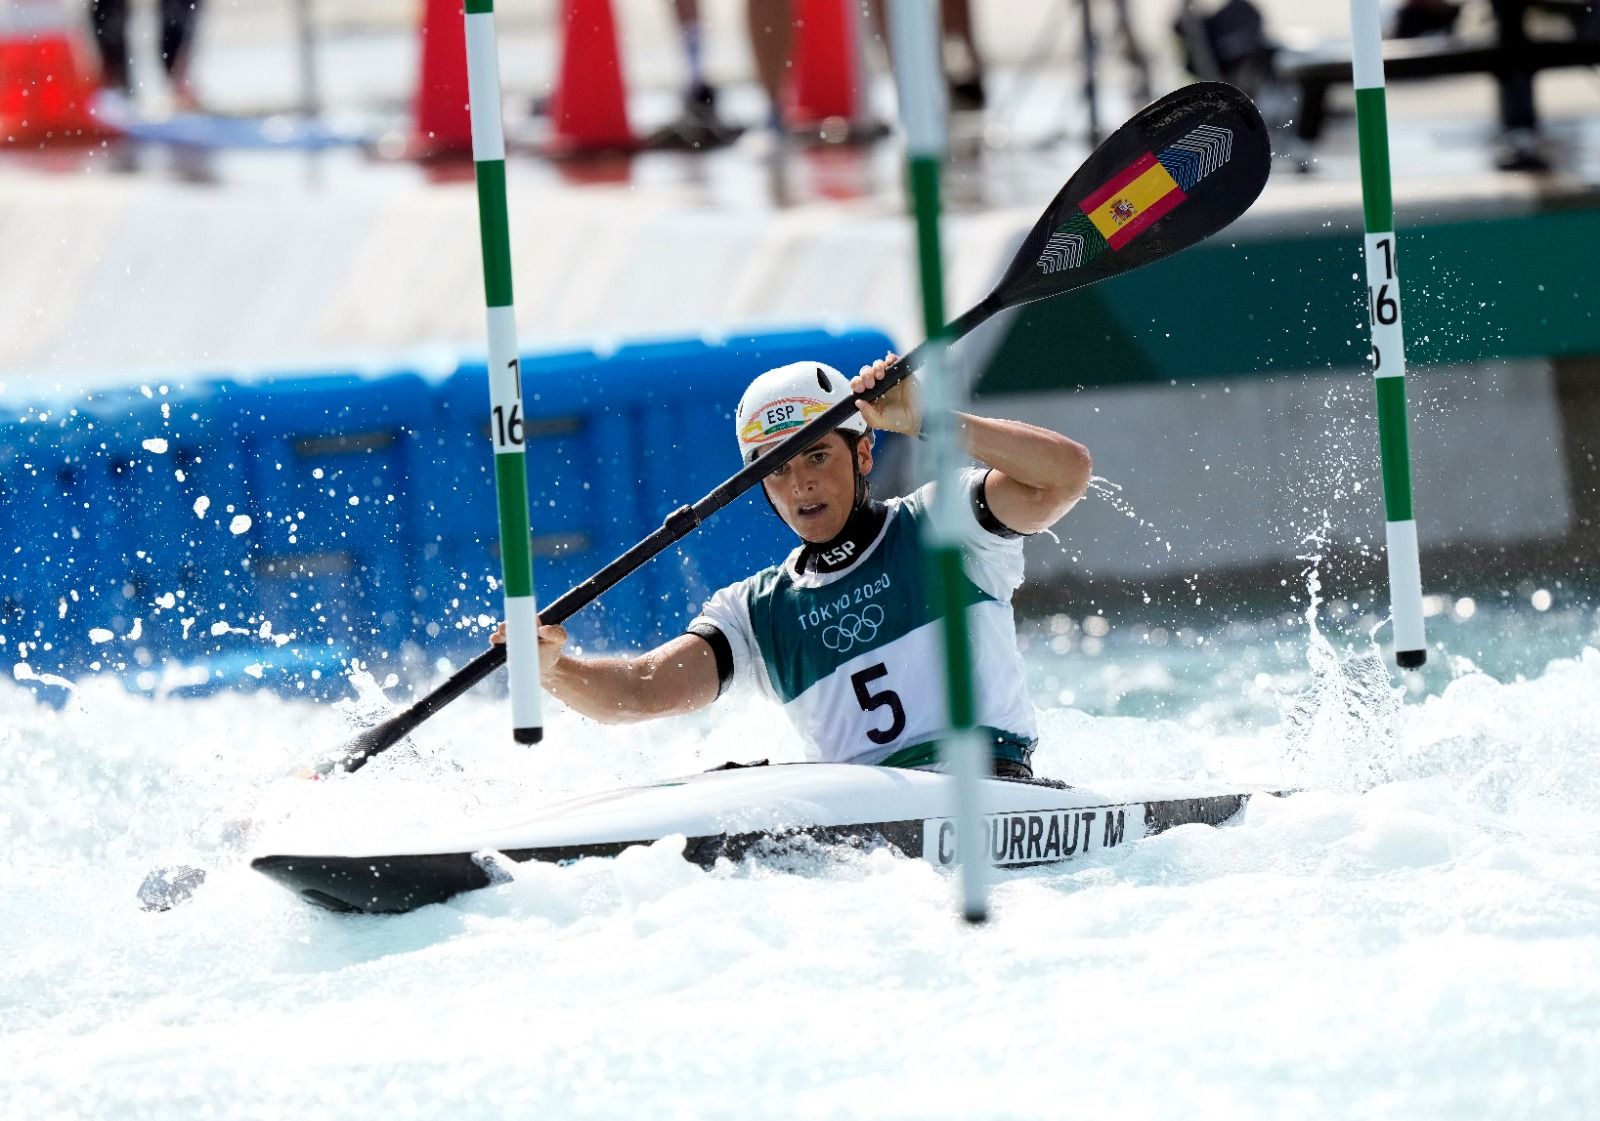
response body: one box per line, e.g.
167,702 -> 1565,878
673,0 -> 718,118
1389,0 -> 1594,172
1104,0 -> 1154,104
746,0 -> 989,134
1392,0 -> 1462,37
652,0 -> 745,147
1174,0 -> 1275,94
1483,0 -> 1546,171
89,0 -> 203,112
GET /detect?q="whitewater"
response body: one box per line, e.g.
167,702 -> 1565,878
3,600 -> 1599,1120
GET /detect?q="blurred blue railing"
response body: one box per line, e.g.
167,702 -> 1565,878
0,325 -> 896,699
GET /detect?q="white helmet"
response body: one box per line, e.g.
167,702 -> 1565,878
734,361 -> 869,464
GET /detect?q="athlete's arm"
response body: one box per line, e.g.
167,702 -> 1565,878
958,412 -> 1091,535
491,624 -> 722,723
852,354 -> 1091,535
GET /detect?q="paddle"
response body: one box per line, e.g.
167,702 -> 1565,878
329,81 -> 1270,776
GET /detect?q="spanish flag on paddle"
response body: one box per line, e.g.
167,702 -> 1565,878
1079,152 -> 1186,251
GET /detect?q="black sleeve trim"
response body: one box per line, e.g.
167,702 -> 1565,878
970,468 -> 1027,539
685,622 -> 735,697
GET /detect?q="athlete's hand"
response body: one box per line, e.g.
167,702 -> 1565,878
852,353 -> 921,437
490,621 -> 569,675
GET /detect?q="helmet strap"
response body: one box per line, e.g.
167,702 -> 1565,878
849,430 -> 870,511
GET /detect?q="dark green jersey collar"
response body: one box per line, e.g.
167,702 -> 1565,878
795,499 -> 888,576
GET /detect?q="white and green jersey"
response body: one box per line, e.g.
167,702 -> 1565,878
690,468 -> 1037,768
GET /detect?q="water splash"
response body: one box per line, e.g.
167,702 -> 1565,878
1084,476 -> 1199,606
1277,542 -> 1403,793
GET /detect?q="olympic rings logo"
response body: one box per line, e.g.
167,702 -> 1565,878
822,604 -> 885,654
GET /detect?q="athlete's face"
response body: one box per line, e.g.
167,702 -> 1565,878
761,432 -> 874,543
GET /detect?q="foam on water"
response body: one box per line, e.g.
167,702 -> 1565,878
4,614 -> 1600,1119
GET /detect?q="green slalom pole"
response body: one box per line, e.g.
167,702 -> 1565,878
1351,0 -> 1426,669
465,0 -> 544,742
890,0 -> 988,924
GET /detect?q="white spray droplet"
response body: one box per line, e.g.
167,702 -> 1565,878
141,438 -> 169,454
229,515 -> 252,535
88,628 -> 114,644
193,495 -> 210,519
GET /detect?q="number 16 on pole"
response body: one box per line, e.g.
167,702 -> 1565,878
466,0 -> 544,742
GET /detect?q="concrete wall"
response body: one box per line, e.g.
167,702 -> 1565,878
965,359 -> 1577,595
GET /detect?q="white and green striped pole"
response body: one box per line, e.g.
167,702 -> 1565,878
466,0 -> 544,741
1351,0 -> 1426,670
890,0 -> 988,924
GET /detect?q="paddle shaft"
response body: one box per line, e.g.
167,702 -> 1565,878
333,301 -> 999,772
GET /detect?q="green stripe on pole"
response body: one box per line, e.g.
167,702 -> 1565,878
464,0 -> 491,13
1354,88 -> 1394,233
909,157 -> 946,330
1373,376 -> 1414,522
475,161 -> 514,308
494,453 -> 534,596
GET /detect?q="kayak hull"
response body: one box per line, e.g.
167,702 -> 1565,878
251,763 -> 1265,914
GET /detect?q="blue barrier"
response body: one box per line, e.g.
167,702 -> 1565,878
0,326 -> 896,698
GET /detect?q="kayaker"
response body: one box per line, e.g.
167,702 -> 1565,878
494,354 -> 1091,779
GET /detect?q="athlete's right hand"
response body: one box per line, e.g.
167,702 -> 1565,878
853,352 -> 921,436
490,621 -> 569,675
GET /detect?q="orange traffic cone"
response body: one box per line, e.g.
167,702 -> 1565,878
0,0 -> 106,146
547,0 -> 635,155
786,0 -> 883,143
409,0 -> 473,159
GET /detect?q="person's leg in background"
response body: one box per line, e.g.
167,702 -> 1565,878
673,0 -> 716,117
651,0 -> 742,146
941,0 -> 987,110
746,0 -> 794,131
865,0 -> 986,113
160,0 -> 203,110
89,0 -> 132,94
1487,0 -> 1547,171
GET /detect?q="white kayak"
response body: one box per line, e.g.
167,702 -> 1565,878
252,763 -> 1274,913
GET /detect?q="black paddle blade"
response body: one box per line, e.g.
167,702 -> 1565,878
323,713 -> 416,775
988,82 -> 1269,313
